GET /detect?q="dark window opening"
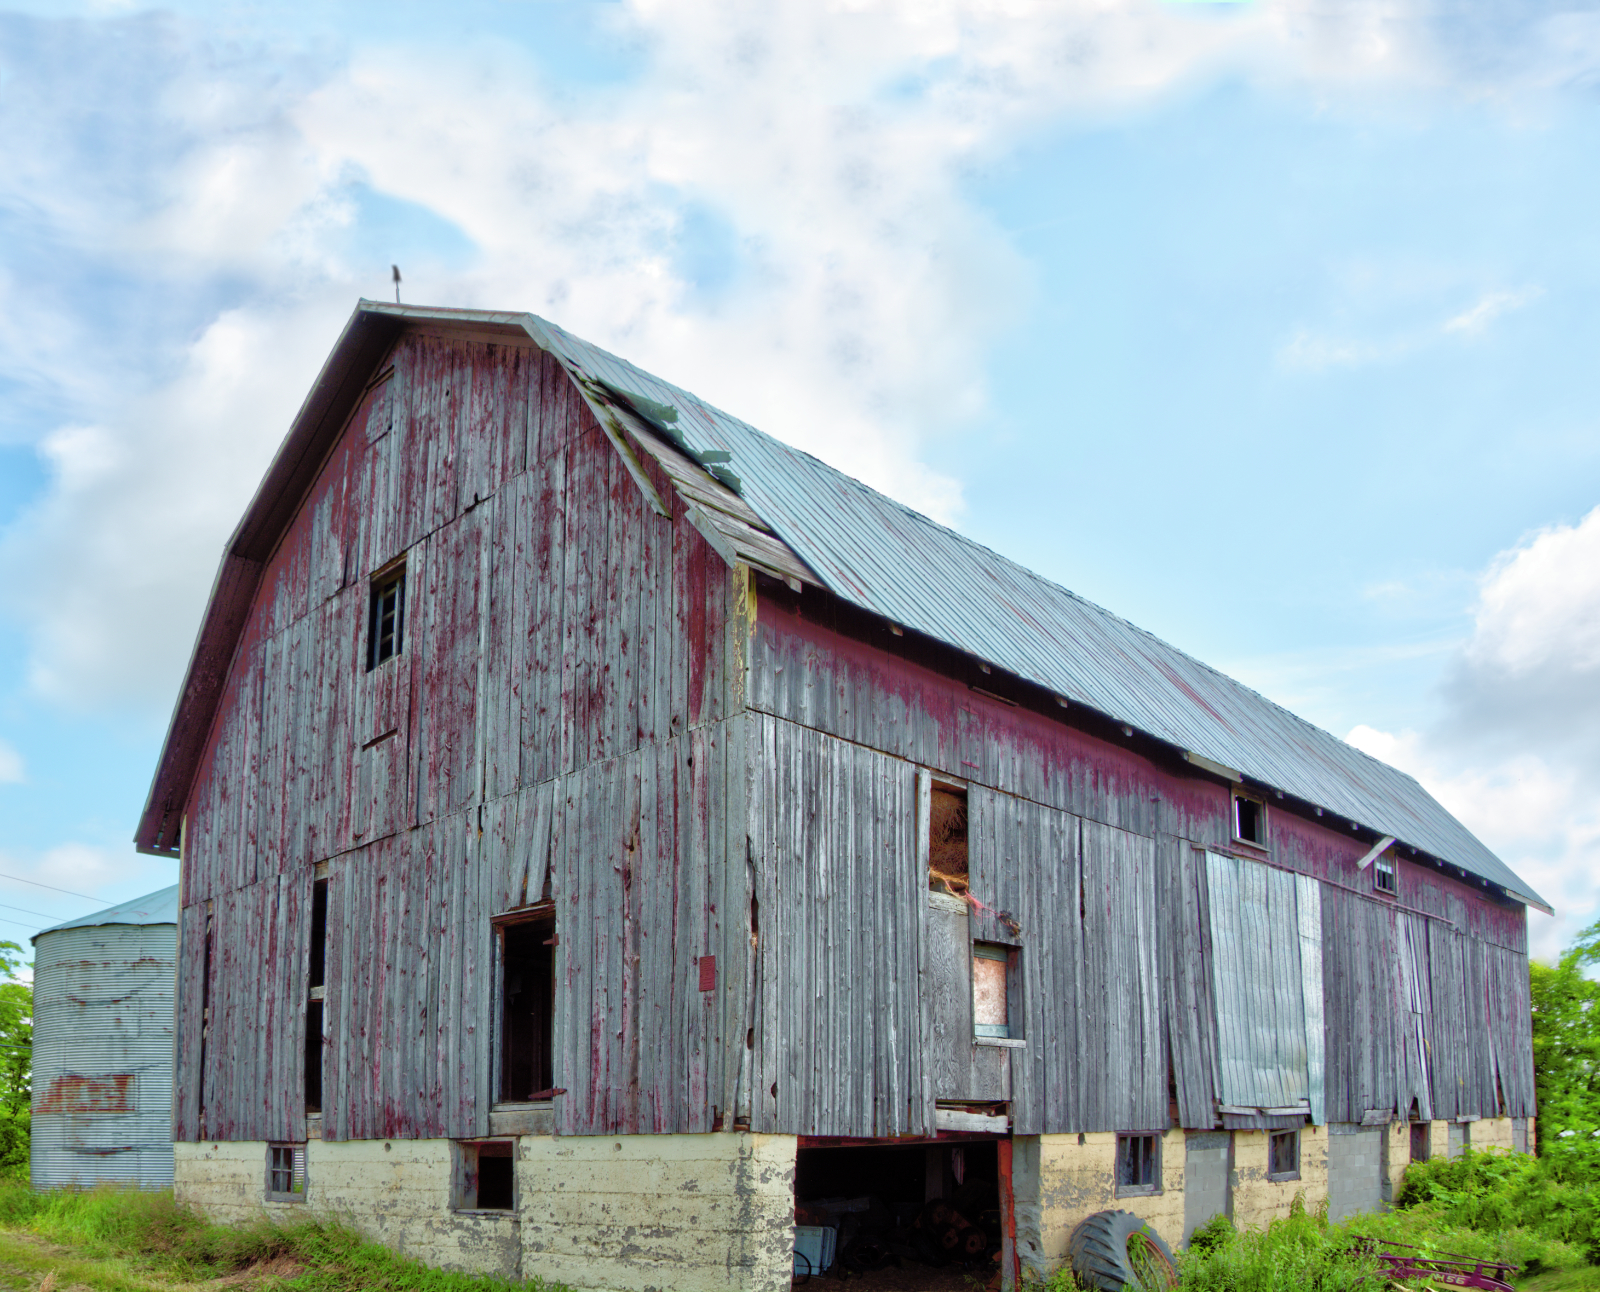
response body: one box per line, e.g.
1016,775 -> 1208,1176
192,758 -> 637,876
1234,795 -> 1265,845
500,917 -> 555,1102
267,1143 -> 306,1201
367,567 -> 406,670
197,910 -> 214,1131
1410,1122 -> 1430,1163
308,879 -> 328,990
929,785 -> 969,895
1374,851 -> 1398,896
1268,1130 -> 1300,1180
304,1001 -> 323,1113
456,1139 -> 514,1211
1116,1133 -> 1160,1195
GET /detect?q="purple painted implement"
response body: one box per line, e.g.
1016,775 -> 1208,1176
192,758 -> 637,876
1356,1239 -> 1518,1292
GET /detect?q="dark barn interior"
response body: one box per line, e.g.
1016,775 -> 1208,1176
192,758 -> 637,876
793,1138 -> 1003,1287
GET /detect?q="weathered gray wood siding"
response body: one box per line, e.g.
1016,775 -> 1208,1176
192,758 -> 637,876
745,713 -> 1168,1138
748,596 -> 1536,1134
175,332 -> 752,1142
969,791 -> 1166,1136
746,715 -> 927,1137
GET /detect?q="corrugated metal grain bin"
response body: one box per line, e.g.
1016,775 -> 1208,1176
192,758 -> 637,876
30,885 -> 178,1189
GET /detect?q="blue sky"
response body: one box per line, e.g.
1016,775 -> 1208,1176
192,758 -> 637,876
1,0 -> 1599,957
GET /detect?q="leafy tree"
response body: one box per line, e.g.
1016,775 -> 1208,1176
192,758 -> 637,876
1530,916 -> 1600,1177
0,941 -> 31,1178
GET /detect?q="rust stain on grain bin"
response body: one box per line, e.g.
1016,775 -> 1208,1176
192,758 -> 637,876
35,1074 -> 135,1116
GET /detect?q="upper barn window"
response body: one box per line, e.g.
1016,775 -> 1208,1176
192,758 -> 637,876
1374,849 -> 1398,896
367,565 -> 406,670
1233,792 -> 1267,847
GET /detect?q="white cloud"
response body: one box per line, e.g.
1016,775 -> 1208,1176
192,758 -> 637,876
1279,329 -> 1409,372
0,740 -> 22,784
1280,285 -> 1542,372
1466,504 -> 1600,677
1442,287 -> 1541,336
1344,506 -> 1600,960
0,0 -> 1453,711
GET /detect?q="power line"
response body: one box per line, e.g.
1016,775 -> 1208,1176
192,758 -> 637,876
0,872 -> 98,903
0,900 -> 74,923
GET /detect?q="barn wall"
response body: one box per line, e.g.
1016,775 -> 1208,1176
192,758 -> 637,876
747,593 -> 1534,1135
176,332 -> 751,1142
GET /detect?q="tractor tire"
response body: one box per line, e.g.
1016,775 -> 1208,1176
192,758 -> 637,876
1067,1210 -> 1178,1292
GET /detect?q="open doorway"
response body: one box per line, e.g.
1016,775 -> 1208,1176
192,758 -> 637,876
793,1137 -> 1003,1288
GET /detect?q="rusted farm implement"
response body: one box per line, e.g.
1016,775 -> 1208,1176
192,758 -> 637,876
1356,1239 -> 1518,1292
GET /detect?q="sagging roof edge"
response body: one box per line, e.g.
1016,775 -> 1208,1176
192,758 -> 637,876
133,302 -> 1552,917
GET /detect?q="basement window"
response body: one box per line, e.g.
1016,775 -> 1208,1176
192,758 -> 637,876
498,913 -> 555,1103
1268,1130 -> 1301,1181
929,785 -> 969,895
367,565 -> 406,670
1115,1133 -> 1160,1196
1234,793 -> 1266,847
266,1143 -> 307,1202
1410,1122 -> 1430,1164
455,1139 -> 515,1212
1374,850 -> 1398,896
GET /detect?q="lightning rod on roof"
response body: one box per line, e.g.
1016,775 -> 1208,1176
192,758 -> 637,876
392,264 -> 402,304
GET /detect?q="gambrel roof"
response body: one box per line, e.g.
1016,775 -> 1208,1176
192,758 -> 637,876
138,302 -> 1549,914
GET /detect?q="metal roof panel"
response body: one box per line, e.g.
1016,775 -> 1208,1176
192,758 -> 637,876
519,311 -> 1547,913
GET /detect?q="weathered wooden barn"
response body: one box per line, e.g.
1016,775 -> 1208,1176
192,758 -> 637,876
139,301 -> 1548,1292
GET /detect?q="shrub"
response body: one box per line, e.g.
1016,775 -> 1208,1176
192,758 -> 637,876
1394,1147 -> 1600,1264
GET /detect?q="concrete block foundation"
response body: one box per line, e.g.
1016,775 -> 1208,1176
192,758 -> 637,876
175,1132 -> 797,1292
178,1119 -> 1529,1290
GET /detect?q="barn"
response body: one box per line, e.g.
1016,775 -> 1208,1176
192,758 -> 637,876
138,302 -> 1547,1292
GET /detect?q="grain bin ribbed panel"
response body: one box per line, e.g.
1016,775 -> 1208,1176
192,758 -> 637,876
31,886 -> 178,1190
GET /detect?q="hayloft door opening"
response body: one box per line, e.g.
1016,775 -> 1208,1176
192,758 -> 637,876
498,913 -> 555,1102
928,784 -> 969,896
305,878 -> 328,1113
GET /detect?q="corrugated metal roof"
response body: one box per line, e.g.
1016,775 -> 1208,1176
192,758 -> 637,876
512,311 -> 1548,914
34,884 -> 180,940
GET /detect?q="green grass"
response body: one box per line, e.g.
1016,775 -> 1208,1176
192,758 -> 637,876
1032,1151 -> 1600,1292
0,1181 -> 571,1291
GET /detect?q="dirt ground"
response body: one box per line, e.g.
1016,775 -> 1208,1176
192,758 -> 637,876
796,1258 -> 1000,1291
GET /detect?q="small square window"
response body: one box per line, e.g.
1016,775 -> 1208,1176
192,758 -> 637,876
455,1139 -> 515,1212
1409,1122 -> 1429,1163
266,1143 -> 306,1202
1374,850 -> 1398,896
1116,1133 -> 1160,1196
1234,794 -> 1266,846
367,566 -> 406,670
1268,1130 -> 1300,1180
973,943 -> 1012,1039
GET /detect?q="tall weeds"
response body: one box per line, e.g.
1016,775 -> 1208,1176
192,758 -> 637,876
0,1181 -> 558,1291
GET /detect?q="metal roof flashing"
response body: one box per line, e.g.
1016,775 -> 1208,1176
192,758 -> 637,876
136,301 -> 1550,915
